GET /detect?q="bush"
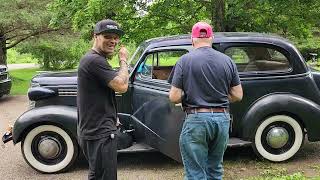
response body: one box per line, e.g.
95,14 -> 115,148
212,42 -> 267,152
6,49 -> 38,64
18,36 -> 91,70
17,35 -> 138,70
292,36 -> 320,61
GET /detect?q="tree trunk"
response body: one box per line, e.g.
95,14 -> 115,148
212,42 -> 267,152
0,34 -> 7,65
212,0 -> 225,32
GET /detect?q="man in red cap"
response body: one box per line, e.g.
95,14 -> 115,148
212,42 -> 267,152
77,19 -> 129,180
169,22 -> 243,179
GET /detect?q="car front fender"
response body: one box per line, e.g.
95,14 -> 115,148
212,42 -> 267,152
12,105 -> 77,144
240,93 -> 320,142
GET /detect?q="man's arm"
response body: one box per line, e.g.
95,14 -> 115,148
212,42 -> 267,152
108,46 -> 129,93
228,84 -> 243,103
169,86 -> 184,104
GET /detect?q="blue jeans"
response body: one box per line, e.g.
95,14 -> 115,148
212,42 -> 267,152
179,112 -> 230,180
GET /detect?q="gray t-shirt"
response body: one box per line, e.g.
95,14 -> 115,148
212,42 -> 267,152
171,46 -> 240,108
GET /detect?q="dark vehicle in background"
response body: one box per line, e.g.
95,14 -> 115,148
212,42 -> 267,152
0,64 -> 11,98
4,32 -> 320,173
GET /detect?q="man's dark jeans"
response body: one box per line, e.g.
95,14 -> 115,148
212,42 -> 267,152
79,135 -> 117,180
179,112 -> 230,180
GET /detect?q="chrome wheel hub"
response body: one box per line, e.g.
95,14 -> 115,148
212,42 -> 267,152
266,127 -> 289,149
38,137 -> 61,159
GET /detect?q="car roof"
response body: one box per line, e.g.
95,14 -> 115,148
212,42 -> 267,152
143,32 -> 293,50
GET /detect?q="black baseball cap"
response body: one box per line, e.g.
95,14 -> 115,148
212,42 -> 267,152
94,19 -> 125,36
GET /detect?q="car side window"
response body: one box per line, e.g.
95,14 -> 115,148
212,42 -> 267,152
136,50 -> 188,81
225,46 -> 290,72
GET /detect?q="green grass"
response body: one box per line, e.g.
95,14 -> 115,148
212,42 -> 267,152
9,68 -> 40,95
7,49 -> 38,64
243,165 -> 320,180
245,172 -> 317,180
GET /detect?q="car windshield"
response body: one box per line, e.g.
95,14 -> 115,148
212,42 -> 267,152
128,44 -> 146,72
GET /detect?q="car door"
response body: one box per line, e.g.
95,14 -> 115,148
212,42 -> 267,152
131,47 -> 189,162
221,43 -> 295,137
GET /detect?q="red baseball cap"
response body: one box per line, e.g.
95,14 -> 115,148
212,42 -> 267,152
191,22 -> 213,38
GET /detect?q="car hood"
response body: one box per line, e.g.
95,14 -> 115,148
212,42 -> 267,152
32,71 -> 77,85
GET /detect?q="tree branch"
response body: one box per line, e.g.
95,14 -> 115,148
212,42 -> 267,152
4,25 -> 26,34
6,28 -> 62,49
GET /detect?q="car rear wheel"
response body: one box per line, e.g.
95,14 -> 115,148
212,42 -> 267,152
21,125 -> 78,173
252,115 -> 304,162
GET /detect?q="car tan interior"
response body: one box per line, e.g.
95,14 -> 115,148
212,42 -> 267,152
153,66 -> 173,80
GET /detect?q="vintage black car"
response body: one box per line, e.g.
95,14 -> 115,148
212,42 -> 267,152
0,64 -> 11,98
5,32 -> 320,173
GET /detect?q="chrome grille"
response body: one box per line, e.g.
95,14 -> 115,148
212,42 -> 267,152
58,87 -> 77,96
0,74 -> 7,81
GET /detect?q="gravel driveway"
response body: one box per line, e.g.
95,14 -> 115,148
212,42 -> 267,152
0,96 -> 319,179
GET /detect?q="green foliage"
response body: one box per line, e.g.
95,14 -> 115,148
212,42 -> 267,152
108,42 -> 138,68
6,49 -> 38,64
0,0 -> 56,49
48,0 -> 320,44
292,36 -> 320,61
18,35 -> 91,70
243,165 -> 320,180
9,68 -> 40,95
48,0 -> 143,41
226,0 -> 320,38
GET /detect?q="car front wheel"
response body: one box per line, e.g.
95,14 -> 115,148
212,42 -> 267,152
253,115 -> 304,162
21,125 -> 78,173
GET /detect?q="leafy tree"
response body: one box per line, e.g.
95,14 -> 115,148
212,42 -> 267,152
49,0 -> 146,41
49,0 -> 320,44
18,33 -> 90,70
0,0 -> 69,64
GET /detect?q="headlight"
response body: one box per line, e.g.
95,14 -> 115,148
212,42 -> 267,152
29,82 -> 40,109
0,65 -> 7,73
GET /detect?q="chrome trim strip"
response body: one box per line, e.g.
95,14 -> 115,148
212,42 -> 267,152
59,95 -> 77,97
0,79 -> 10,83
58,87 -> 77,96
133,81 -> 169,92
240,72 -> 310,81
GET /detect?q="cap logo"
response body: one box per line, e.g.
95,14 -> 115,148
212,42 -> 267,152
105,25 -> 118,30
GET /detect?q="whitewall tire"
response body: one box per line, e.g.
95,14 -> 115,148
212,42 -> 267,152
21,125 -> 78,173
253,115 -> 304,162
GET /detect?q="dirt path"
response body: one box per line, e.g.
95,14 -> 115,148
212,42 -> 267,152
0,96 -> 319,179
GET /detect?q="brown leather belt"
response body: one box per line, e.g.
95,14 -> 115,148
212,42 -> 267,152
185,107 -> 227,114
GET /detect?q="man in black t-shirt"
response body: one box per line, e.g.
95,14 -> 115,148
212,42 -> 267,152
169,22 -> 243,179
77,19 -> 129,180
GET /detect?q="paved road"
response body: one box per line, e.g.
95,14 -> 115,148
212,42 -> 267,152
0,96 -> 319,179
7,63 -> 39,70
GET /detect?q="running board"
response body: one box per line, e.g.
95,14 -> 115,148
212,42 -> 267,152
118,142 -> 156,153
228,138 -> 252,147
119,138 -> 251,153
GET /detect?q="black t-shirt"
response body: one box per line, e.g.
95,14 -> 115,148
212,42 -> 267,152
171,46 -> 241,108
77,49 -> 118,140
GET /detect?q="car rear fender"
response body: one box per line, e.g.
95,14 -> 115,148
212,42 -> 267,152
240,93 -> 320,142
12,105 -> 77,144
